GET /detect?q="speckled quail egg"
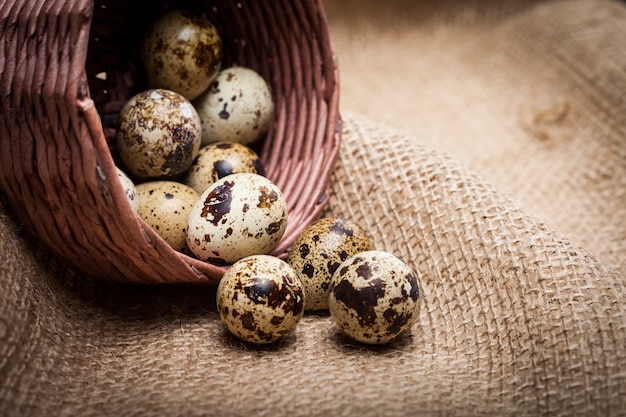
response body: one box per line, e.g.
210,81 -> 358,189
186,172 -> 287,264
329,250 -> 421,345
136,181 -> 200,252
287,217 -> 372,312
217,255 -> 305,344
182,141 -> 265,194
193,66 -> 274,146
142,10 -> 222,101
115,166 -> 139,213
117,89 -> 202,180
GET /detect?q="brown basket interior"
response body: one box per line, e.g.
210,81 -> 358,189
0,0 -> 341,285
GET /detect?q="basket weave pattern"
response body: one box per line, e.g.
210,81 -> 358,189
0,0 -> 341,284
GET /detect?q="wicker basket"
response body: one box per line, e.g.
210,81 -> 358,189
0,0 -> 341,284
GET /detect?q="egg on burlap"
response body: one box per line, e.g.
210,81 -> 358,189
328,250 -> 421,345
287,217 -> 372,312
136,181 -> 200,252
216,255 -> 305,344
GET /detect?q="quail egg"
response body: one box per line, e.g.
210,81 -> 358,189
329,250 -> 421,344
288,217 -> 372,312
142,10 -> 223,101
136,181 -> 200,252
186,172 -> 287,264
217,254 -> 305,344
182,141 -> 265,194
115,166 -> 139,213
193,66 -> 274,146
117,89 -> 202,180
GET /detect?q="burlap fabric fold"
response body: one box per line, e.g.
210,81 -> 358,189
1,0 -> 625,416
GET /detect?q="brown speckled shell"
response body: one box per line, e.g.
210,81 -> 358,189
182,142 -> 265,194
136,181 -> 200,252
115,167 -> 139,213
142,10 -> 223,101
117,89 -> 202,180
217,255 -> 305,344
186,173 -> 287,265
287,217 -> 372,312
193,66 -> 274,146
328,250 -> 421,345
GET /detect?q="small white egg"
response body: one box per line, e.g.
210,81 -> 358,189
116,89 -> 202,180
287,217 -> 372,312
182,141 -> 265,194
142,10 -> 223,101
136,181 -> 200,251
329,250 -> 421,344
193,66 -> 274,146
217,254 -> 305,344
115,166 -> 139,213
186,173 -> 287,264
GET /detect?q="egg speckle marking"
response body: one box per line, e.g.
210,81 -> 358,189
142,10 -> 222,100
182,142 -> 265,194
329,250 -> 421,344
187,173 -> 287,264
193,66 -> 274,146
288,217 -> 372,312
217,255 -> 305,344
115,166 -> 139,213
136,181 -> 200,251
116,89 -> 201,180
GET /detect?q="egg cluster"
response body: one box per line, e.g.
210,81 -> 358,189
113,10 -> 284,266
215,217 -> 422,346
112,10 -> 421,347
288,219 -> 422,345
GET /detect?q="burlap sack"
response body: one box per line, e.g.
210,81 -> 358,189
1,0 -> 624,416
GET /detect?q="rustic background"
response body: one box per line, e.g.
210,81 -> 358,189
1,0 -> 625,415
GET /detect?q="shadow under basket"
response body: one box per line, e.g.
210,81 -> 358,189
0,0 -> 341,284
